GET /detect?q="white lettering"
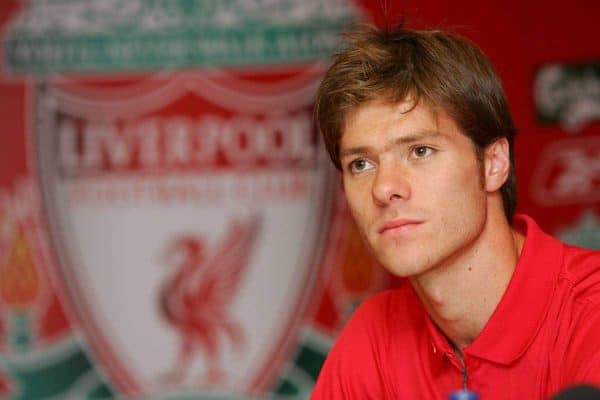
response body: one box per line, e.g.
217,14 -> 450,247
194,116 -> 221,164
59,112 -> 316,173
164,117 -> 193,164
554,150 -> 600,196
137,118 -> 161,167
220,116 -> 261,165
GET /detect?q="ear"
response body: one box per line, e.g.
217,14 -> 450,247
483,138 -> 510,192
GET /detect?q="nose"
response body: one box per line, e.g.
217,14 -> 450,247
371,162 -> 411,206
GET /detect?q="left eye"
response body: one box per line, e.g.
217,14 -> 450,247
412,146 -> 433,158
348,158 -> 375,173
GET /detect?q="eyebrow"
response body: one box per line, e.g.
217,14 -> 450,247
339,129 -> 442,159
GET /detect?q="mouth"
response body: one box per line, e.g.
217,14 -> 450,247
378,219 -> 424,235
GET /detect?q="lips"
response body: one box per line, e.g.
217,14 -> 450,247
378,219 -> 423,235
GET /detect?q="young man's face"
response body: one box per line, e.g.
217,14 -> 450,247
339,100 -> 489,278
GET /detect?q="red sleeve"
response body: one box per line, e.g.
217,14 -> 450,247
310,295 -> 389,400
562,302 -> 600,388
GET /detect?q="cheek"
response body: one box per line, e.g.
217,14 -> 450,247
345,185 -> 378,242
427,158 -> 486,210
343,177 -> 369,207
347,194 -> 369,227
438,165 -> 488,230
453,153 -> 482,187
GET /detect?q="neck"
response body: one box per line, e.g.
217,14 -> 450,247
409,209 -> 524,351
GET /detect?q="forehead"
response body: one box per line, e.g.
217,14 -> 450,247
346,97 -> 429,123
341,100 -> 440,142
338,99 -> 478,159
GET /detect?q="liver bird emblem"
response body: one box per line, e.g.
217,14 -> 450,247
158,216 -> 261,385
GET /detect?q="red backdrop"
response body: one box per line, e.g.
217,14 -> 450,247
0,1 -> 598,399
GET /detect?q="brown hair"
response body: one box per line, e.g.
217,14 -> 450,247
315,23 -> 518,220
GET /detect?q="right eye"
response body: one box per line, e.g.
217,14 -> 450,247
348,158 -> 375,174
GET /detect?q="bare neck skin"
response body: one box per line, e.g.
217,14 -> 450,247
409,197 -> 525,353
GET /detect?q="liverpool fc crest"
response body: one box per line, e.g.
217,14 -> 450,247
33,70 -> 337,397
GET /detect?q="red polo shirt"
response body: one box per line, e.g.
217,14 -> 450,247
311,215 -> 600,399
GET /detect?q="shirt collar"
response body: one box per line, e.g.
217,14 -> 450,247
422,214 -> 564,365
465,214 -> 563,364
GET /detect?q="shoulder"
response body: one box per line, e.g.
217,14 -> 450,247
561,244 -> 600,305
343,284 -> 422,336
519,212 -> 600,305
329,289 -> 400,350
311,285 -> 420,399
552,245 -> 600,385
558,296 -> 600,386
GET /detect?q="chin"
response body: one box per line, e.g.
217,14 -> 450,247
377,253 -> 429,278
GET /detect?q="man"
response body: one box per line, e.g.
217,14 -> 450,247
311,23 -> 600,399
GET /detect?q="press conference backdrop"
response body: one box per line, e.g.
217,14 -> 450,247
0,1 -> 598,399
